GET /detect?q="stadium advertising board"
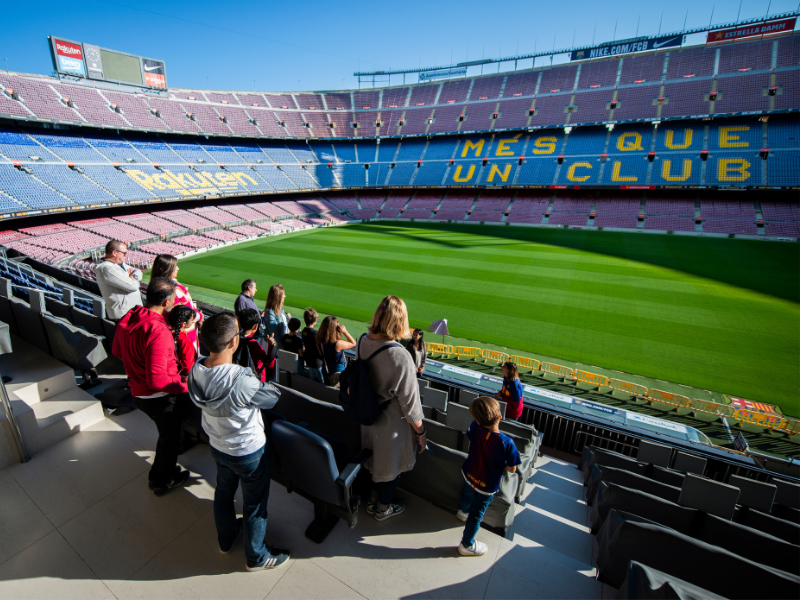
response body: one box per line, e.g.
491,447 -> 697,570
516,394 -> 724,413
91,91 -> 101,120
706,17 -> 796,44
419,67 -> 467,82
51,38 -> 86,76
570,34 -> 683,61
48,36 -> 167,89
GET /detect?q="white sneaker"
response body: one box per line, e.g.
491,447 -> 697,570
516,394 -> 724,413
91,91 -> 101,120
456,510 -> 469,522
458,541 -> 488,556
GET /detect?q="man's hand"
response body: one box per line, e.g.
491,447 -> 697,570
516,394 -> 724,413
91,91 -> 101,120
127,267 -> 136,278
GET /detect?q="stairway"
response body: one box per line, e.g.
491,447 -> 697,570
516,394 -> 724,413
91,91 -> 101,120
0,334 -> 104,468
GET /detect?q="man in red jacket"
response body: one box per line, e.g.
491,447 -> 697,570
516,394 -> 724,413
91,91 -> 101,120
112,277 -> 191,497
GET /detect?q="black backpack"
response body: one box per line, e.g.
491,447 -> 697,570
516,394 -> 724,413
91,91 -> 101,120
339,335 -> 402,425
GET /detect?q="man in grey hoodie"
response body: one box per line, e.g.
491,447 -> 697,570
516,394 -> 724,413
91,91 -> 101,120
188,311 -> 291,571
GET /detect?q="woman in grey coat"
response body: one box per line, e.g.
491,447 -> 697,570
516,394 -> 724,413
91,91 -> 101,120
359,296 -> 426,521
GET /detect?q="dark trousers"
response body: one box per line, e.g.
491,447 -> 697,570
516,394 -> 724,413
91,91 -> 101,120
371,474 -> 401,511
135,393 -> 190,488
458,482 -> 494,547
211,445 -> 272,568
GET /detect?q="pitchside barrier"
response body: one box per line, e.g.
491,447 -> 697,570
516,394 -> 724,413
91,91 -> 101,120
425,343 -> 800,437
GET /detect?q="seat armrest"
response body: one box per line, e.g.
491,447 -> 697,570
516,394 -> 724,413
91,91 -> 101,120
336,449 -> 373,488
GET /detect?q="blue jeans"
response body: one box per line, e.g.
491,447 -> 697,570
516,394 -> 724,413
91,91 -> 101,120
459,481 -> 494,547
306,367 -> 323,383
370,474 -> 401,511
211,445 -> 272,568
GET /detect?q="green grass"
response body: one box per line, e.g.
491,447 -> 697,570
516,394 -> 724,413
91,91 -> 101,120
175,222 -> 800,416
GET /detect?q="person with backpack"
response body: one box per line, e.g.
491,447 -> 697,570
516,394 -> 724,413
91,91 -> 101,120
356,296 -> 426,521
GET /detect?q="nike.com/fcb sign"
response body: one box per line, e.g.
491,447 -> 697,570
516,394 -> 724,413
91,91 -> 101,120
570,35 -> 683,61
707,17 -> 796,44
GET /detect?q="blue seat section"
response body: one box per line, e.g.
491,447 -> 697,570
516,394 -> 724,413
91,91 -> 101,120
366,163 -> 390,186
708,120 -> 762,151
129,140 -> 184,163
386,162 -> 417,186
253,165 -> 298,190
281,165 -> 319,189
478,160 -> 518,186
0,130 -> 61,162
395,139 -> 427,162
32,165 -> 117,203
309,142 -> 336,163
309,164 -> 339,189
766,116 -> 800,148
285,142 -> 316,163
377,141 -> 399,162
454,136 -> 495,159
86,136 -> 145,163
334,143 -> 357,163
516,159 -> 558,185
200,143 -> 246,164
445,159 -> 483,185
260,144 -> 301,164
166,141 -> 216,163
28,131 -> 109,163
119,165 -> 182,197
414,162 -> 448,186
607,126 -> 653,154
651,154 -> 703,185
707,151 -> 762,186
0,190 -> 25,212
563,128 -> 607,155
81,165 -> 157,200
231,144 -> 271,164
424,138 -> 460,160
766,151 -> 800,186
341,164 -> 366,187
601,157 -> 650,185
0,164 -> 73,207
557,157 -> 602,184
354,141 -> 378,163
527,132 -> 565,158
655,123 -> 704,152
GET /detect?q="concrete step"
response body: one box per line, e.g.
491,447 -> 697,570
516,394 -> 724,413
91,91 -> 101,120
0,334 -> 105,468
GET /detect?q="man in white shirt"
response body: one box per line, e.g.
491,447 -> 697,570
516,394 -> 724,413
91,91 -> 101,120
94,240 -> 142,321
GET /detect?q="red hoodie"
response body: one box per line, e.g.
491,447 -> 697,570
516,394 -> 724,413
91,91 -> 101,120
112,305 -> 187,397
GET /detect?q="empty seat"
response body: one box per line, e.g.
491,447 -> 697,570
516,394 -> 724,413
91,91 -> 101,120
424,418 -> 460,450
619,561 -> 726,600
678,473 -> 740,520
648,465 -> 686,488
41,313 -> 107,372
421,387 -> 448,412
277,349 -> 299,372
70,307 -> 105,337
459,390 -> 479,405
10,300 -> 50,353
588,464 -> 682,506
445,402 -> 474,432
271,420 -> 371,543
44,297 -> 73,321
289,373 -> 340,405
636,440 -> 671,468
774,479 -> 800,510
672,451 -> 707,475
729,475 -> 777,513
582,447 -> 648,485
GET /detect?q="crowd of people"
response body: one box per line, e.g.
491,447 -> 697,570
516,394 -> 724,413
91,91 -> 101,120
95,239 -> 524,568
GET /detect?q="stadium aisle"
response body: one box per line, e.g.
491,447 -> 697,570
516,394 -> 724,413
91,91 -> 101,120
0,409 -> 602,599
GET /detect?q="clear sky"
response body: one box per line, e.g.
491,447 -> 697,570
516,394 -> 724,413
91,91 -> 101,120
2,0 -> 797,92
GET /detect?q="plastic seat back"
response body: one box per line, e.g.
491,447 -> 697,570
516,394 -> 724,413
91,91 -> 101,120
678,473 -> 740,520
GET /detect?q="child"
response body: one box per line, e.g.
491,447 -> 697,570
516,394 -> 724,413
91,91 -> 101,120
281,317 -> 304,374
301,308 -> 323,382
496,361 -> 524,421
236,308 -> 278,382
168,305 -> 197,380
457,396 -> 521,556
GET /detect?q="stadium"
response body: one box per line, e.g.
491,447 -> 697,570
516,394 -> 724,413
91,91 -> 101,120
0,5 -> 799,599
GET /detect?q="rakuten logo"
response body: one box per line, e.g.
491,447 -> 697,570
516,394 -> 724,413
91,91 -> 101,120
55,41 -> 83,58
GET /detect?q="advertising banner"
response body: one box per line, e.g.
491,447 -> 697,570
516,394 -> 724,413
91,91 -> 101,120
707,17 -> 796,44
419,67 -> 467,82
570,34 -> 683,61
142,59 -> 167,88
53,39 -> 86,76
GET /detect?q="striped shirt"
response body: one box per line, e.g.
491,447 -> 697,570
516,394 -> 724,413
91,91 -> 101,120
461,421 -> 521,495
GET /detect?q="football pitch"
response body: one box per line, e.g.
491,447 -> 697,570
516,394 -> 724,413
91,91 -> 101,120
177,222 -> 800,415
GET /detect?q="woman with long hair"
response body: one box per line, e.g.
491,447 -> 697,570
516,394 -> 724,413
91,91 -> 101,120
315,315 -> 355,385
150,254 -> 203,347
358,296 -> 426,521
264,284 -> 291,344
405,328 -> 427,375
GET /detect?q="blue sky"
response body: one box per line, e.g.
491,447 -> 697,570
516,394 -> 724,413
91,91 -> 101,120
2,0 -> 797,92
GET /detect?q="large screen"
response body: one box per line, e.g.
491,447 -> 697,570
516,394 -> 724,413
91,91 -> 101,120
100,49 -> 143,86
49,36 -> 167,89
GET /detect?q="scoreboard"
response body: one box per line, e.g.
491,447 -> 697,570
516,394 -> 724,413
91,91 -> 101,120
49,36 -> 167,89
